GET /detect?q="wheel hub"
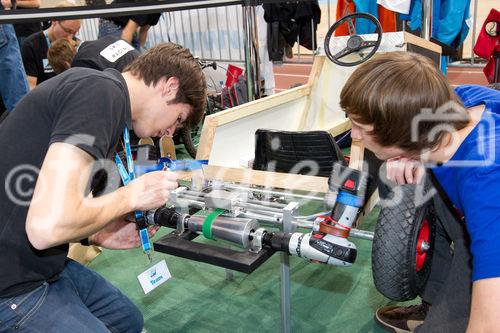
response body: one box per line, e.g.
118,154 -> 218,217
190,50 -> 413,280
415,219 -> 430,271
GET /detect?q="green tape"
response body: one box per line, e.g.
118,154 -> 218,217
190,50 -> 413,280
202,208 -> 225,240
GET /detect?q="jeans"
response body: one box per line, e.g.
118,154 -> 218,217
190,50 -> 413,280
0,24 -> 29,112
98,19 -> 140,51
0,260 -> 143,333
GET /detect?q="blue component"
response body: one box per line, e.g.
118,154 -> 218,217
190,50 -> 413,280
134,163 -> 164,177
139,228 -> 151,252
123,127 -> 135,179
115,153 -> 131,185
337,191 -> 363,208
135,158 -> 208,174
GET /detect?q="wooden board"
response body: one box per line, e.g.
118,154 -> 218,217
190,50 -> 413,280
175,165 -> 329,193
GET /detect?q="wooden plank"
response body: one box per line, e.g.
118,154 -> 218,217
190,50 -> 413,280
210,84 -> 311,127
355,188 -> 379,227
196,116 -> 219,160
327,118 -> 351,137
348,140 -> 365,170
175,165 -> 329,193
298,56 -> 326,130
404,32 -> 442,54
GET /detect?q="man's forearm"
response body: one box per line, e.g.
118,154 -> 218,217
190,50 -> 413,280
16,0 -> 39,8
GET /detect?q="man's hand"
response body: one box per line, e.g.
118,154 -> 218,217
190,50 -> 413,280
89,214 -> 160,249
126,171 -> 178,212
468,278 -> 500,332
1,0 -> 12,10
386,157 -> 425,185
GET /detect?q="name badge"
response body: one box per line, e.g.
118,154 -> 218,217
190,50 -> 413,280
137,259 -> 171,294
100,40 -> 135,63
42,58 -> 54,73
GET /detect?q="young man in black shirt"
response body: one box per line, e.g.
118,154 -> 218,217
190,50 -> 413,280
21,18 -> 81,89
0,43 -> 206,332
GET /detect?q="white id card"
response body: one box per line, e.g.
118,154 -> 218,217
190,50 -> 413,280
137,259 -> 171,294
100,40 -> 134,63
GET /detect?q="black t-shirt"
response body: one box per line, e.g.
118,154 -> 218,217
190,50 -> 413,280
21,31 -> 56,84
0,68 -> 131,297
72,35 -> 140,72
12,7 -> 43,38
106,0 -> 160,28
14,22 -> 42,39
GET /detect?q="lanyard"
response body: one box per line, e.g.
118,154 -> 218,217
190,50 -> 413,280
115,127 -> 152,263
44,30 -> 51,48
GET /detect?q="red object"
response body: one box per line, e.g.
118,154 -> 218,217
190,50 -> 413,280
473,8 -> 500,59
343,179 -> 356,190
483,45 -> 500,84
378,4 -> 397,33
225,64 -> 243,88
335,0 -> 356,36
473,8 -> 500,83
415,219 -> 430,272
313,233 -> 324,239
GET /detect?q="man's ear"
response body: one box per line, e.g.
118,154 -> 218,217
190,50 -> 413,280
162,77 -> 180,100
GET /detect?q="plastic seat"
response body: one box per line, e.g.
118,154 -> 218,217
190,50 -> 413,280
253,129 -> 346,177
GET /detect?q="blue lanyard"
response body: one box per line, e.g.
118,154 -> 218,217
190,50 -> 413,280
44,30 -> 51,48
115,127 -> 152,261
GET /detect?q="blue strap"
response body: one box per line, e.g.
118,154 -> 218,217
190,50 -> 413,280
115,127 -> 151,257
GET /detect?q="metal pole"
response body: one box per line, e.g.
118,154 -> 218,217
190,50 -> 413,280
422,0 -> 432,41
327,0 -> 331,28
470,0 -> 478,65
242,3 -> 254,101
280,202 -> 297,333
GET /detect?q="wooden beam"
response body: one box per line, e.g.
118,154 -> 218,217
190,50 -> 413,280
175,165 -> 329,193
298,56 -> 326,130
348,140 -> 365,170
210,84 -> 311,127
404,32 -> 442,54
327,118 -> 351,137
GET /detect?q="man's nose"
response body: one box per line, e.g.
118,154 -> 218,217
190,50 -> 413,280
350,127 -> 362,140
164,124 -> 177,137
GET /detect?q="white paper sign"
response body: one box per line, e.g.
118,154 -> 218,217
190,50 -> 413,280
137,259 -> 171,294
100,40 -> 135,63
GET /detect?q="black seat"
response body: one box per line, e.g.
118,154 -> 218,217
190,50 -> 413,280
253,129 -> 346,177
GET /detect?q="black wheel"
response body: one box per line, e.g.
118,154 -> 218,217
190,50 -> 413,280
324,12 -> 382,67
372,184 -> 436,301
181,125 -> 200,159
182,95 -> 225,159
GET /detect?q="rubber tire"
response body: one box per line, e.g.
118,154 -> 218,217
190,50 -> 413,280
372,184 -> 436,301
181,126 -> 198,159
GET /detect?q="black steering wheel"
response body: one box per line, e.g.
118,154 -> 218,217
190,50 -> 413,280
324,12 -> 383,67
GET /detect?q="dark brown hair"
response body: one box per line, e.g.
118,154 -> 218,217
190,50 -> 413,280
340,51 -> 469,154
124,43 -> 207,128
48,38 -> 77,74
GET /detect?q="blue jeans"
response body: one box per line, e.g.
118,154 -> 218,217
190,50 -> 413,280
0,24 -> 29,113
98,19 -> 140,51
0,260 -> 143,333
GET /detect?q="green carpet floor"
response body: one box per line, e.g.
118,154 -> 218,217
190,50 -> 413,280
88,143 -> 417,333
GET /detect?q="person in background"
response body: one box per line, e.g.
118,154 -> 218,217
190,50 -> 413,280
0,0 -> 29,114
98,0 -> 160,52
12,0 -> 43,49
21,2 -> 81,89
48,35 -> 140,74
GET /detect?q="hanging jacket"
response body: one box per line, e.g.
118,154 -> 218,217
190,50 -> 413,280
263,1 -> 321,61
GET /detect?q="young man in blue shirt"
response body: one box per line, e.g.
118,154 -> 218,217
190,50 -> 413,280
340,51 -> 500,332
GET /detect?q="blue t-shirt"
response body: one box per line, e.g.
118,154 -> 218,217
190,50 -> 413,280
433,85 -> 500,281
